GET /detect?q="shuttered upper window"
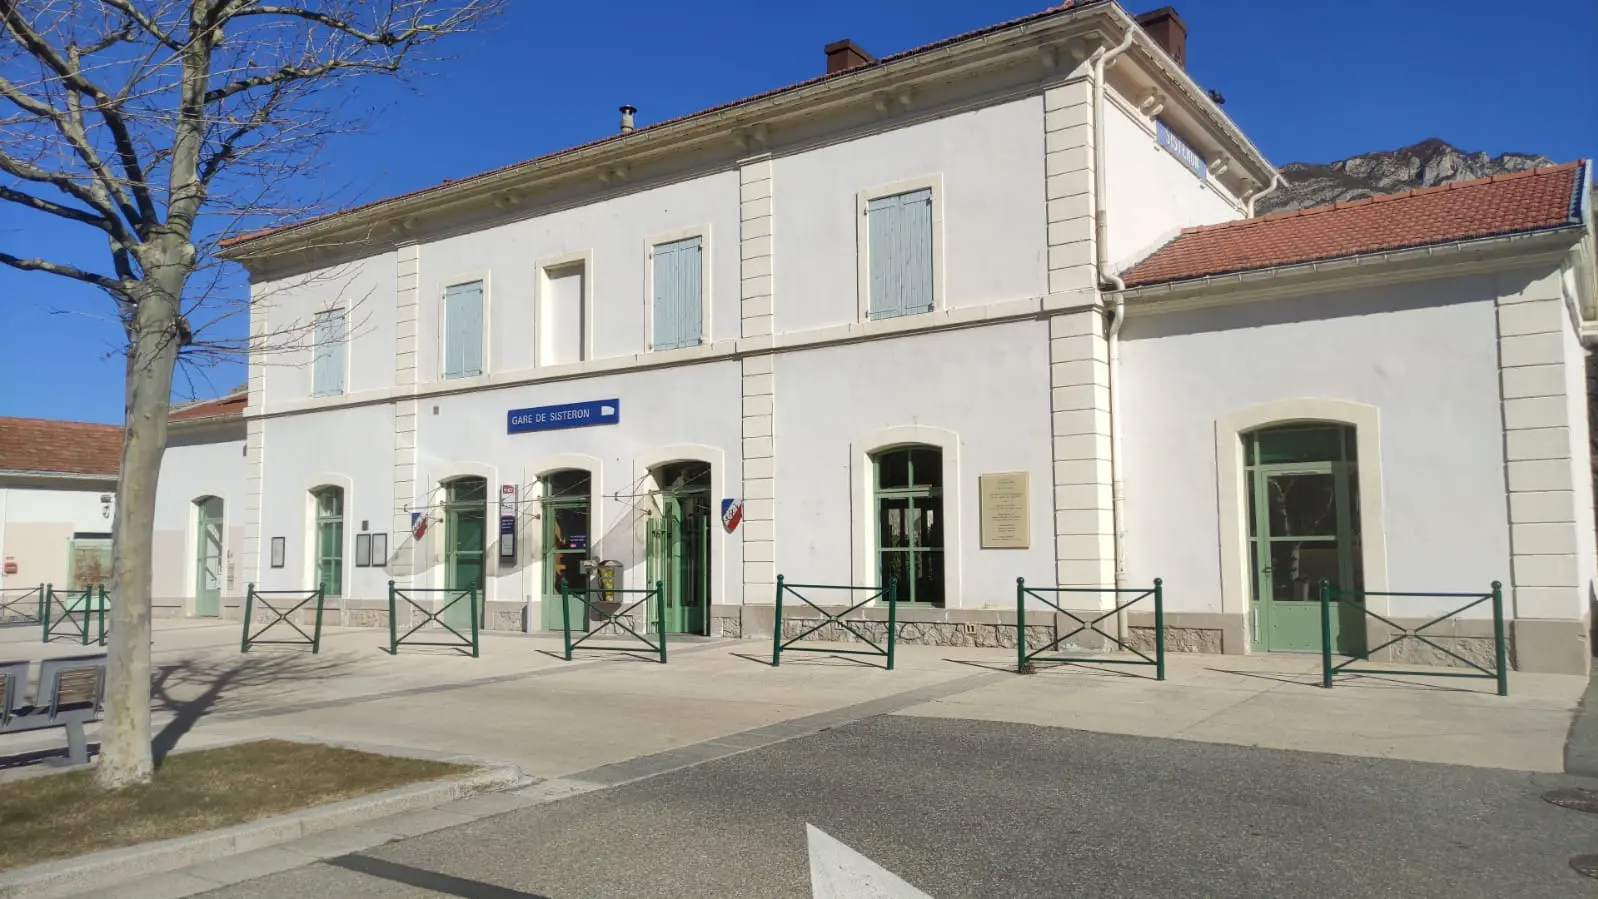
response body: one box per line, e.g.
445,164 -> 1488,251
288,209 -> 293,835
866,188 -> 934,320
651,236 -> 703,351
443,280 -> 485,379
311,307 -> 347,396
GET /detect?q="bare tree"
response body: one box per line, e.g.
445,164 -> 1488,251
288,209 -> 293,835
0,0 -> 500,789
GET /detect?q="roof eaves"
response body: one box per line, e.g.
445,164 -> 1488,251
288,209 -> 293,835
220,2 -> 1123,259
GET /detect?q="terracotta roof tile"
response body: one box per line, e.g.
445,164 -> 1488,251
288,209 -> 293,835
222,1 -> 1107,249
0,390 -> 247,477
1122,161 -> 1588,288
168,391 -> 247,423
0,418 -> 122,477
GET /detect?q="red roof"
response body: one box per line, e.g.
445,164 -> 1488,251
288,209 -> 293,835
0,418 -> 122,477
223,1 -> 1107,250
1122,162 -> 1588,288
168,391 -> 247,423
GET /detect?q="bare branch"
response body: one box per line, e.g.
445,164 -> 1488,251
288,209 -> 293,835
96,1 -> 185,52
0,183 -> 119,233
0,250 -> 123,295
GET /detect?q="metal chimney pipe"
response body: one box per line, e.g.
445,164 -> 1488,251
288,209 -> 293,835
619,105 -> 637,134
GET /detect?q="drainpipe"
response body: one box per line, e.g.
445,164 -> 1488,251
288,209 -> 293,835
1090,27 -> 1136,603
1246,172 -> 1283,217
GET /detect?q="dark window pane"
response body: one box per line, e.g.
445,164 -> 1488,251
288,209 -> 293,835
1265,473 -> 1338,537
916,549 -> 945,607
1269,540 -> 1341,602
1244,434 -> 1256,466
553,505 -> 589,549
877,450 -> 910,489
1347,470 -> 1361,537
544,469 -> 591,499
880,552 -> 911,602
1254,427 -> 1344,464
448,478 -> 487,503
916,497 -> 944,549
910,449 -> 942,488
1344,428 -> 1358,461
879,497 -> 909,548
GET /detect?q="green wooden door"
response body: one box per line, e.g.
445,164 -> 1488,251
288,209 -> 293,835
194,497 -> 223,616
648,493 -> 708,635
1246,426 -> 1364,654
443,480 -> 486,630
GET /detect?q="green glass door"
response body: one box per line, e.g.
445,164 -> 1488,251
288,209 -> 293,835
539,470 -> 592,631
1246,426 -> 1364,654
646,479 -> 709,635
194,497 -> 223,616
443,479 -> 486,630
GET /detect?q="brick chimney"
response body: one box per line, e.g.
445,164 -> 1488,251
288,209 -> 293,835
1135,7 -> 1187,69
825,39 -> 876,75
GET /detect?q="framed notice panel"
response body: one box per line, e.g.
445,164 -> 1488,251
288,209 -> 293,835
979,472 -> 1030,549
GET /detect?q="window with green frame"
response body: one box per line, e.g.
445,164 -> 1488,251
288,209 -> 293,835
312,486 -> 344,597
875,446 -> 944,607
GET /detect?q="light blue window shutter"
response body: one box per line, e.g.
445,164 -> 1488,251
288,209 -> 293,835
652,237 -> 702,350
868,188 -> 933,319
444,282 -> 484,378
312,312 -> 335,395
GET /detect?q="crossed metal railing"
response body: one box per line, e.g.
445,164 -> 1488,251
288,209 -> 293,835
771,575 -> 898,670
560,582 -> 667,663
240,583 -> 327,653
0,584 -> 45,627
1318,580 -> 1507,696
1015,578 -> 1165,680
387,582 -> 479,657
43,585 -> 108,647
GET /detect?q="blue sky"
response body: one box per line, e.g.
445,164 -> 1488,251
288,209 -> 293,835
2,0 -> 1595,424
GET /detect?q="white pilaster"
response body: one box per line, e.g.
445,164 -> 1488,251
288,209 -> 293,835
739,155 -> 777,597
392,242 -> 421,585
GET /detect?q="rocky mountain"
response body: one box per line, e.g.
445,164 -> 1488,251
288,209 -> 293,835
1256,139 -> 1556,216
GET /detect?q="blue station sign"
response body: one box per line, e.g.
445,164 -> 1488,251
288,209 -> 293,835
1156,119 -> 1208,182
507,399 -> 620,434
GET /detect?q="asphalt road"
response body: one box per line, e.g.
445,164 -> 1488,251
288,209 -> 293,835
203,715 -> 1598,898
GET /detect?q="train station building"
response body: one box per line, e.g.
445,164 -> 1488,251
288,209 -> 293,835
39,1 -> 1591,673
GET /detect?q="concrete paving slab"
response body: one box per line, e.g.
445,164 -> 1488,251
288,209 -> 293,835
372,809 -> 478,838
91,871 -> 221,899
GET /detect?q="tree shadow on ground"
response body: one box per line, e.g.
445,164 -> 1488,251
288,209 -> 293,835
150,651 -> 357,766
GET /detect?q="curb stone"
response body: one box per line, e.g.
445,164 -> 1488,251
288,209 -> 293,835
1565,664 -> 1598,778
0,765 -> 525,899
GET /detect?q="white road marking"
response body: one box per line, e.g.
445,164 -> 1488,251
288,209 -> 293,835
807,823 -> 933,898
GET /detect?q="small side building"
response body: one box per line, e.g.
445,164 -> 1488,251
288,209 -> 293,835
0,418 -> 121,593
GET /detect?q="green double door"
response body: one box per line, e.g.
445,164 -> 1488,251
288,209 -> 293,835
647,492 -> 709,635
1247,426 -> 1365,654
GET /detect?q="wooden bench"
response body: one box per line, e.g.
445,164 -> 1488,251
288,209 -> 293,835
0,654 -> 108,765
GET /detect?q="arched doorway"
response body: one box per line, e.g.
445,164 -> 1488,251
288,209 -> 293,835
648,460 -> 710,635
441,477 -> 487,629
1244,423 -> 1364,653
872,445 -> 945,607
193,496 -> 224,616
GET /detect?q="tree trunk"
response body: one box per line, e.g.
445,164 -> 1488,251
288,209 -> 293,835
95,265 -> 186,789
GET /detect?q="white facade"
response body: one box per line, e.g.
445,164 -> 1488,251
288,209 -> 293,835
151,417 -> 249,616
228,4 -> 1595,673
0,481 -> 115,592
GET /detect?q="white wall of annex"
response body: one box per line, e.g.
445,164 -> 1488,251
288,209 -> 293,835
255,404 -> 396,598
1103,100 -> 1242,272
1118,275 -> 1510,616
0,486 -> 110,589
773,96 -> 1047,334
1561,296 -> 1597,619
408,361 -> 744,611
254,251 -> 398,406
415,170 -> 742,380
152,429 -> 248,606
772,320 -> 1056,605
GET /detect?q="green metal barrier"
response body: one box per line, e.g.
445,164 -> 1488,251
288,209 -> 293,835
387,582 -> 479,657
0,583 -> 45,627
241,583 -> 327,653
1015,578 -> 1165,680
1318,580 -> 1507,696
771,575 -> 897,670
42,584 -> 107,646
560,581 -> 667,663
